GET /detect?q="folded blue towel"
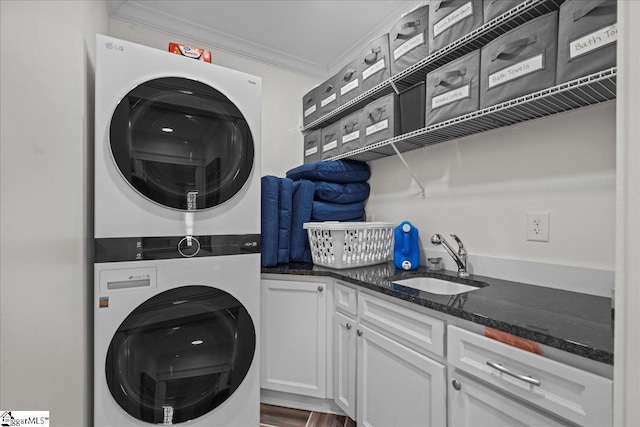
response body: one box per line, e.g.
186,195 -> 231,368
311,200 -> 366,221
278,178 -> 293,264
314,181 -> 370,204
261,176 -> 280,267
290,180 -> 315,262
286,160 -> 371,183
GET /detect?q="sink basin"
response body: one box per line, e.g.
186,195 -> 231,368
393,277 -> 481,295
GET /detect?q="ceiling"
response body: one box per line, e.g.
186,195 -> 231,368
108,0 -> 423,79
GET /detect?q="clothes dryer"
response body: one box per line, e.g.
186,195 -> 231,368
95,35 -> 261,240
94,253 -> 260,426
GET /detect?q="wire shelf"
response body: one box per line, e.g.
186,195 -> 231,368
328,68 -> 617,162
302,0 -> 565,132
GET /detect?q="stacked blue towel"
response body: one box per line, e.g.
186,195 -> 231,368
286,160 -> 371,222
261,160 -> 371,267
261,176 -> 315,266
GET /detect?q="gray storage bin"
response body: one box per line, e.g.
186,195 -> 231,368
302,86 -> 319,127
359,34 -> 391,94
337,58 -> 361,106
556,0 -> 616,84
390,4 -> 431,76
399,81 -> 426,133
426,50 -> 480,126
480,11 -> 558,109
318,74 -> 340,117
320,122 -> 341,160
483,0 -> 526,24
303,130 -> 321,164
429,0 -> 483,53
339,109 -> 364,155
363,93 -> 401,146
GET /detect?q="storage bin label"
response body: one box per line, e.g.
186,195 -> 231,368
342,130 -> 360,143
434,2 -> 473,37
321,93 -> 337,108
341,79 -> 359,96
366,119 -> 389,136
323,140 -> 338,152
304,104 -> 317,117
362,58 -> 386,81
393,33 -> 425,61
489,53 -> 544,88
569,23 -> 617,60
305,146 -> 318,156
432,83 -> 471,109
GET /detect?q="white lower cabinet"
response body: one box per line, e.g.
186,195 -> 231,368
261,278 -> 328,398
447,326 -> 613,427
448,370 -> 568,427
334,311 -> 357,419
333,283 -> 446,426
262,275 -> 613,427
357,324 -> 446,427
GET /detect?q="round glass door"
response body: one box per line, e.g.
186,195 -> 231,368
110,77 -> 254,210
106,286 -> 256,424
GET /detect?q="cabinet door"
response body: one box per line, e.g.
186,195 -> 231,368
357,324 -> 446,427
449,371 -> 569,427
261,279 -> 327,398
333,311 -> 357,420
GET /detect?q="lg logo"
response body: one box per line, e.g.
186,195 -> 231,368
105,42 -> 124,51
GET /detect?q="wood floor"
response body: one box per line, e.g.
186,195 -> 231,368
260,404 -> 356,427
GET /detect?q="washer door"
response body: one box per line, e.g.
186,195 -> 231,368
110,77 -> 254,211
106,286 -> 255,424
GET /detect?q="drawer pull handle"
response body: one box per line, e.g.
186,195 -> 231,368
486,361 -> 541,386
357,330 -> 363,337
317,285 -> 324,292
346,323 -> 352,330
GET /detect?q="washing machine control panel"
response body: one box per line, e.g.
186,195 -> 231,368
95,234 -> 260,263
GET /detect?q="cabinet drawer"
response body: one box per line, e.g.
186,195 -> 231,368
447,326 -> 612,426
334,281 -> 357,317
358,292 -> 444,357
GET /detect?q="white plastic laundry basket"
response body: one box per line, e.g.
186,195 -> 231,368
303,222 -> 395,269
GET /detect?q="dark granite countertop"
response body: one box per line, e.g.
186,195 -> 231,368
262,262 -> 614,365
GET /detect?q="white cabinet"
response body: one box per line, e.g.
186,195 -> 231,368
262,274 -> 613,427
332,282 -> 446,427
448,370 -> 568,427
261,278 -> 328,398
447,326 -> 613,427
358,324 -> 446,427
334,311 -> 357,420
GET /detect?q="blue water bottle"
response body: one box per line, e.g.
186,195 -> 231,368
393,221 -> 420,271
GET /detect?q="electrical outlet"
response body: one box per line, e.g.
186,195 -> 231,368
527,212 -> 550,242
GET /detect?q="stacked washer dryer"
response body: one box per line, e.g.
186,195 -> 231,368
93,35 -> 261,426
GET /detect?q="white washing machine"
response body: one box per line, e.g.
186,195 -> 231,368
94,255 -> 260,426
94,35 -> 261,426
95,34 -> 261,240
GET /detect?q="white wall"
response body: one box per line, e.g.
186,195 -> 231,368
366,102 -> 616,284
0,1 -> 109,426
108,18 -> 322,178
614,1 -> 640,425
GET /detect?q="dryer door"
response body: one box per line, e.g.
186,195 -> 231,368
105,285 -> 256,424
109,77 -> 255,211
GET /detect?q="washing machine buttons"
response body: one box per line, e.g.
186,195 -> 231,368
178,236 -> 200,257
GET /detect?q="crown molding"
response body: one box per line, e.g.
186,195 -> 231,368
109,0 -> 331,79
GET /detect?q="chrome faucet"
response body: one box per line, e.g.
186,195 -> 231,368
430,234 -> 469,278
